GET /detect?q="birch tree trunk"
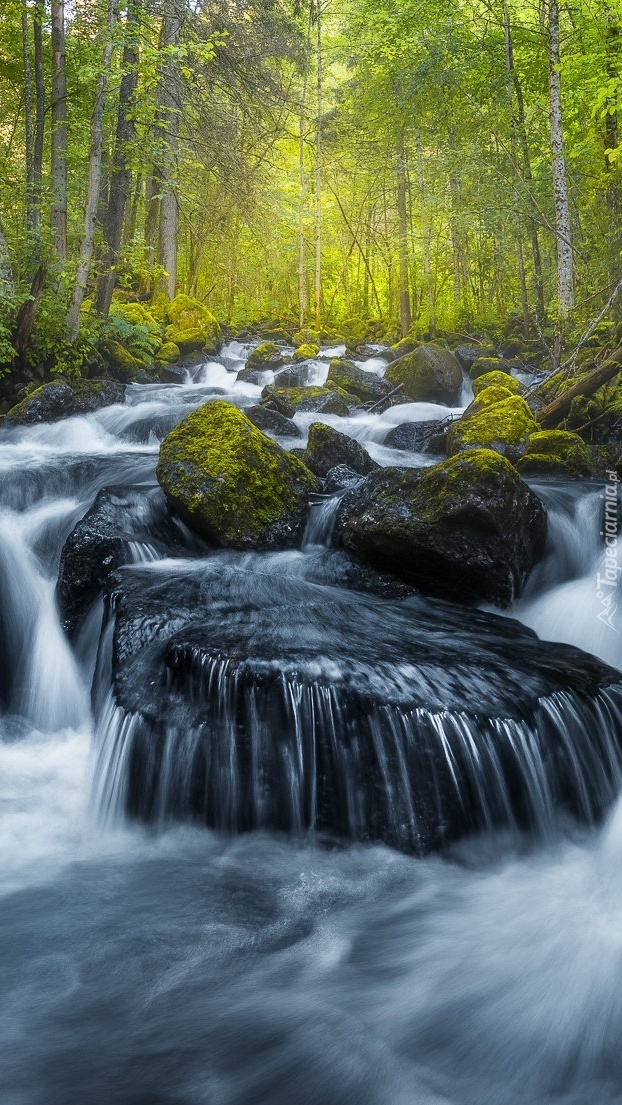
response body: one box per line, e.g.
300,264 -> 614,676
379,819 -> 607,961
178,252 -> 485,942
0,216 -> 14,297
51,0 -> 68,259
67,0 -> 119,341
96,0 -> 141,318
546,0 -> 574,316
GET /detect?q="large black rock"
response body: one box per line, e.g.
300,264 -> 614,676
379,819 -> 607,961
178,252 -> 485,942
93,557 -> 622,854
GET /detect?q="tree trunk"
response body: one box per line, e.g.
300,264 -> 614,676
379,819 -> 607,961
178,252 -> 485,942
157,6 -> 184,299
415,132 -> 436,333
297,8 -> 312,329
396,130 -> 411,336
96,0 -> 141,318
51,0 -> 68,260
21,0 -> 36,237
546,0 -> 574,316
536,351 -> 622,426
67,0 -> 119,340
314,0 -> 323,327
13,264 -> 46,360
33,0 -> 45,237
0,216 -> 14,297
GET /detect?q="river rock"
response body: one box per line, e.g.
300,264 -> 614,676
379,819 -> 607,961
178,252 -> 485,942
323,465 -> 363,493
516,430 -> 594,477
156,400 -> 320,549
97,560 -> 622,854
247,404 -> 302,438
453,344 -> 495,370
261,385 -> 355,416
383,419 -> 447,454
164,294 -> 222,357
447,393 -> 539,462
469,356 -> 513,380
326,358 -> 394,404
472,371 -> 522,396
57,486 -> 200,638
301,422 -> 379,478
4,378 -> 125,425
335,449 -> 547,605
385,345 -> 463,404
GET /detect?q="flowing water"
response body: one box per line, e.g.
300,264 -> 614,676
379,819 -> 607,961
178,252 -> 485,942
1,343 -> 621,1105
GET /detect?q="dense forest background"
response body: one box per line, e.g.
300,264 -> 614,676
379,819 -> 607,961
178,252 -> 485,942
0,0 -> 621,377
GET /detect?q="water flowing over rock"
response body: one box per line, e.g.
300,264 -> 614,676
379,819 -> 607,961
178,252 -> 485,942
335,450 -> 547,604
3,378 -> 125,425
156,400 -> 320,548
94,561 -> 622,854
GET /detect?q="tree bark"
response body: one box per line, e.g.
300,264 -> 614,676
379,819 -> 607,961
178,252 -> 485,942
546,0 -> 574,316
21,0 -> 36,236
536,350 -> 622,426
415,131 -> 436,333
396,130 -> 411,336
314,0 -> 323,327
51,0 -> 68,259
67,0 -> 119,341
13,264 -> 46,360
157,5 -> 184,299
33,0 -> 45,237
0,216 -> 14,297
96,0 -> 141,318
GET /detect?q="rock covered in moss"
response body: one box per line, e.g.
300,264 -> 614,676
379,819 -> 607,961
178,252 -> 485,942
337,318 -> 369,348
463,384 -> 520,415
247,404 -> 302,438
156,400 -> 320,549
447,394 -> 538,462
383,419 -> 447,454
454,344 -> 495,370
385,345 -> 463,403
335,449 -> 546,605
4,378 -> 125,425
243,342 -> 285,374
100,339 -> 149,379
261,384 -> 355,416
390,337 -> 420,357
293,328 -> 321,348
516,431 -> 594,477
301,422 -> 379,478
164,294 -> 222,356
472,371 -> 522,397
469,356 -> 513,380
155,341 -> 181,363
294,343 -> 320,362
326,357 -> 394,404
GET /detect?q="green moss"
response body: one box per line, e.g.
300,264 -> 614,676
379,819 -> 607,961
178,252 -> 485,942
293,328 -> 321,348
516,430 -> 593,477
390,337 -> 420,356
467,385 -> 519,414
165,294 -> 222,354
473,372 -> 522,397
155,341 -> 181,363
385,345 -> 462,402
261,384 -> 355,415
447,394 -> 538,460
469,356 -> 510,380
246,342 -> 284,370
111,302 -> 161,335
294,343 -> 320,362
100,339 -> 146,376
156,400 -> 320,548
412,449 -> 521,520
337,318 -> 369,348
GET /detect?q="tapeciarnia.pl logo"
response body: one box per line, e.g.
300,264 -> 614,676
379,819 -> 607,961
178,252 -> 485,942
596,470 -> 620,632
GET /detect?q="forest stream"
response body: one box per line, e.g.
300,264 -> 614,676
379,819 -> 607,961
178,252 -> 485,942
1,341 -> 622,1105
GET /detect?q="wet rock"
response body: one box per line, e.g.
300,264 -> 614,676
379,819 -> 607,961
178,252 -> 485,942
454,344 -> 495,370
472,371 -> 522,397
243,342 -> 284,373
323,465 -> 363,494
294,343 -> 320,362
98,561 -> 622,853
326,358 -> 394,404
469,356 -> 513,380
273,363 -> 318,388
247,404 -> 302,439
164,294 -> 222,357
385,345 -> 463,404
157,400 -> 320,549
516,431 -> 594,478
57,486 -> 199,638
301,422 -> 379,478
383,419 -> 447,454
335,449 -> 547,605
261,385 -> 356,417
4,378 -> 125,425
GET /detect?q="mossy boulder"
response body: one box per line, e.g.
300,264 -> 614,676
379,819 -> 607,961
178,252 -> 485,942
155,341 -> 181,364
294,343 -> 320,362
261,385 -> 355,416
156,400 -> 320,549
516,431 -> 594,477
385,345 -> 463,404
472,371 -> 522,397
247,404 -> 302,439
454,345 -> 495,371
293,328 -> 321,348
335,449 -> 547,605
447,394 -> 539,462
464,384 -> 520,415
390,337 -> 421,357
469,356 -> 513,380
327,357 -> 394,404
301,422 -> 379,478
111,301 -> 161,335
4,378 -> 125,425
100,339 -> 149,380
337,318 -> 369,348
164,294 -> 222,356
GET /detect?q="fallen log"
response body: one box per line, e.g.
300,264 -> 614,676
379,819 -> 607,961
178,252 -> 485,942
535,346 -> 622,427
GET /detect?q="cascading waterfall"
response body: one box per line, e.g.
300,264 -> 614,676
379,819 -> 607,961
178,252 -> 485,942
1,341 -> 622,1105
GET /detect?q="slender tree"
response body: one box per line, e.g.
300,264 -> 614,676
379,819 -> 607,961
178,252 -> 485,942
50,0 -> 68,259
